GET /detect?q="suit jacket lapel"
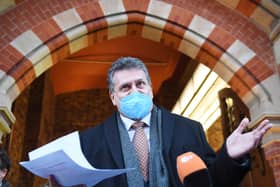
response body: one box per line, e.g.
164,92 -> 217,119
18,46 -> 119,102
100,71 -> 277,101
103,112 -> 125,169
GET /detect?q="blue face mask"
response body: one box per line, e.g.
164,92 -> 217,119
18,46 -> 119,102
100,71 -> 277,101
120,92 -> 153,120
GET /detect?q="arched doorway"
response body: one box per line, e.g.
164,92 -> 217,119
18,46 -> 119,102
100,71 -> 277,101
0,0 -> 279,186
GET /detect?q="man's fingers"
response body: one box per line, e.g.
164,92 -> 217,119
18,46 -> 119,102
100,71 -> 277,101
252,120 -> 272,148
236,117 -> 250,134
256,119 -> 272,131
253,120 -> 272,137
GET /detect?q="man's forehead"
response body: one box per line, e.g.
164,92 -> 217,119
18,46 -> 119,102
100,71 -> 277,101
113,69 -> 147,82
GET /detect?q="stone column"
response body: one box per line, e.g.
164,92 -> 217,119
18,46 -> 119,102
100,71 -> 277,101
0,93 -> 15,142
260,115 -> 280,187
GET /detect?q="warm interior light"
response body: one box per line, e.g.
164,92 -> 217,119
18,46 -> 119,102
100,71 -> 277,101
172,64 -> 210,114
204,108 -> 221,130
172,63 -> 229,131
182,72 -> 218,117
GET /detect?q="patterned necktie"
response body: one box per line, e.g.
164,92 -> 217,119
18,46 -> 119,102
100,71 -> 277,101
131,122 -> 149,182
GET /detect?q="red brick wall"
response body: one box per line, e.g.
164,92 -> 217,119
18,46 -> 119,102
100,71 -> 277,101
0,0 -> 276,101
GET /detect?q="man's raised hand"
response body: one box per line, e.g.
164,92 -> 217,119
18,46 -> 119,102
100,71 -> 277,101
226,118 -> 272,159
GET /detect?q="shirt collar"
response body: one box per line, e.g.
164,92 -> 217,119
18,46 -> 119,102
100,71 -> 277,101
120,112 -> 151,131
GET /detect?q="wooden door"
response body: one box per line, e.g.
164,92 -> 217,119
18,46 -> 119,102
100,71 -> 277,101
218,88 -> 276,187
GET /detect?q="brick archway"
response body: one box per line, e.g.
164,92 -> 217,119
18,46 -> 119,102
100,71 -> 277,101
0,0 -> 276,109
1,1 -> 280,187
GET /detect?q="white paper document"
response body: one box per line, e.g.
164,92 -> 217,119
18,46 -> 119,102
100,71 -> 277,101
20,131 -> 134,187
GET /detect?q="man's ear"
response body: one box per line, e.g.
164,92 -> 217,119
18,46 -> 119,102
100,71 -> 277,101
109,92 -> 116,106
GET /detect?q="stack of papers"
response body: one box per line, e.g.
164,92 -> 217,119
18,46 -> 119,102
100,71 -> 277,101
20,131 -> 134,187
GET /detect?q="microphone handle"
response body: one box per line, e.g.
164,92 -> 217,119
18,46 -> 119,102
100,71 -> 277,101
183,169 -> 212,187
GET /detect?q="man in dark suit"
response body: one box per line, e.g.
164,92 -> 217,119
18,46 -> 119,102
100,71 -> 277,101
51,57 -> 272,187
0,148 -> 10,187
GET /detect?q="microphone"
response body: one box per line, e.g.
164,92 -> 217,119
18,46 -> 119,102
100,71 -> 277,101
177,152 -> 212,187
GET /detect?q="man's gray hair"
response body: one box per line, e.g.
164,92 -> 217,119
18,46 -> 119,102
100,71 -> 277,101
107,57 -> 151,93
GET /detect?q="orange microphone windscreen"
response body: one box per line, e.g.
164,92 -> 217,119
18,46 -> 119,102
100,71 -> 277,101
176,152 -> 207,183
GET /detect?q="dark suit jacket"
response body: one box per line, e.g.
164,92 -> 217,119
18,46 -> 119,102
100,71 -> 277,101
79,107 -> 249,187
1,180 -> 9,187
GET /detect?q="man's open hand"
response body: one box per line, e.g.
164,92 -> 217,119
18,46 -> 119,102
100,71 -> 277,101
226,118 -> 272,159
